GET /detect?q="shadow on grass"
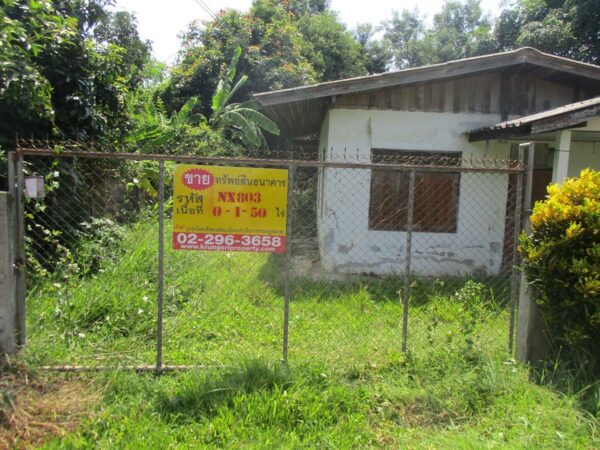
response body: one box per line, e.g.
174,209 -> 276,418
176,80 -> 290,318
531,351 -> 600,417
259,253 -> 512,308
154,360 -> 295,421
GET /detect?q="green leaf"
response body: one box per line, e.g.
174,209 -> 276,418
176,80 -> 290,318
221,74 -> 248,111
221,110 -> 261,147
174,97 -> 199,126
231,107 -> 280,135
212,79 -> 228,116
226,46 -> 242,83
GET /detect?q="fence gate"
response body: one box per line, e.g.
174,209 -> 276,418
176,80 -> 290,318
9,140 -> 529,372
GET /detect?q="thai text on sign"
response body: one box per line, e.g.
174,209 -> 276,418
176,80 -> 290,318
172,165 -> 289,253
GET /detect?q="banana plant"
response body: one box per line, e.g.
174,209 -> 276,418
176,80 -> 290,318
209,46 -> 279,148
129,96 -> 203,152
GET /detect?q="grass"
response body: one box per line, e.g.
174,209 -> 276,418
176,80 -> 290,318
9,219 -> 599,448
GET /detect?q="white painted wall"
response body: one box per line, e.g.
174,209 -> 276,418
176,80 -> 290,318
567,119 -> 600,177
317,109 -> 513,276
567,142 -> 600,177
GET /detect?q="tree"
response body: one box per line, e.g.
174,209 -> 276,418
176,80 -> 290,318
297,12 -> 367,80
160,0 -> 374,119
209,47 -> 279,148
354,23 -> 390,74
427,0 -> 497,61
133,48 -> 277,153
383,1 -> 499,69
0,0 -> 77,147
569,0 -> 600,64
93,10 -> 152,89
494,0 -> 600,64
286,0 -> 330,16
382,8 -> 428,68
494,7 -> 521,52
161,1 -> 316,119
0,0 -> 151,148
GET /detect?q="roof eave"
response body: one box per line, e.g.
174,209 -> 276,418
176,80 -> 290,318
468,103 -> 600,141
255,47 -> 600,108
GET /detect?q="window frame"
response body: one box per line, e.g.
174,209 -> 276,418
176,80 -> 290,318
368,149 -> 462,233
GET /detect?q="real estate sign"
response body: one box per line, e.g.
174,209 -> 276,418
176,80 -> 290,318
172,164 -> 289,253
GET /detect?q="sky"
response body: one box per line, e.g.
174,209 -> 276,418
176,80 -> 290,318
111,0 -> 503,63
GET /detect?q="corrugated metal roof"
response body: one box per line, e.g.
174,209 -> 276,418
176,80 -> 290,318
255,47 -> 600,107
471,97 -> 600,134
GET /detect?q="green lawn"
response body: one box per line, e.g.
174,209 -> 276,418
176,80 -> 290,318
18,220 -> 599,448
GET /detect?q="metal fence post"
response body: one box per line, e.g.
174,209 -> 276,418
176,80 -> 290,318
14,151 -> 27,347
282,165 -> 296,364
7,152 -> 16,257
156,160 -> 165,372
508,146 -> 526,353
522,144 -> 535,232
402,169 -> 415,353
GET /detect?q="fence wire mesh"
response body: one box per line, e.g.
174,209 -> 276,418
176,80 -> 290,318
13,141 -> 527,371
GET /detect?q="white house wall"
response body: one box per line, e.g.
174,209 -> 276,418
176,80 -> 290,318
568,142 -> 600,177
317,109 -> 512,276
567,119 -> 600,177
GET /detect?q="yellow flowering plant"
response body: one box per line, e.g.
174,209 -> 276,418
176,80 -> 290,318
519,169 -> 599,365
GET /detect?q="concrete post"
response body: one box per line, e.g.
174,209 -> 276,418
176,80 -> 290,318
0,192 -> 17,354
516,276 -> 550,362
552,130 -> 571,183
516,142 -> 552,363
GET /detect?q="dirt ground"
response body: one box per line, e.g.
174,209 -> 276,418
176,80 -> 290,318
0,361 -> 98,449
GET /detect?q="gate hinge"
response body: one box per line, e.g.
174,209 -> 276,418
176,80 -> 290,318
13,257 -> 25,274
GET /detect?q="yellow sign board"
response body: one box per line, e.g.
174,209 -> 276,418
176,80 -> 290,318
172,164 -> 289,253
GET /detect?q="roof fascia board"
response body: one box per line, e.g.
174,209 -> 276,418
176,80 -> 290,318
468,126 -> 531,142
531,106 -> 600,133
523,52 -> 600,81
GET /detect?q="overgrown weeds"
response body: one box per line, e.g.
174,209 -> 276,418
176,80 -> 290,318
18,219 -> 600,447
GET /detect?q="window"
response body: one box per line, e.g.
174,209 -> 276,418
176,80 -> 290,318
368,150 -> 461,233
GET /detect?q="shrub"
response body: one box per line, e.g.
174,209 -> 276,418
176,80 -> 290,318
75,218 -> 126,276
519,169 -> 599,367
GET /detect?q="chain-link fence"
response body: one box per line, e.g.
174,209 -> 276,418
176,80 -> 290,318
9,140 -> 527,371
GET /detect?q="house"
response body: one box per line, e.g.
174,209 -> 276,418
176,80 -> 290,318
255,48 -> 600,277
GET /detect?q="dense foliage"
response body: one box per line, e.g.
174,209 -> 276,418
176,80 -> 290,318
381,0 -> 496,69
379,0 -> 600,69
160,0 -> 322,118
0,0 -> 151,148
519,169 -> 600,369
495,0 -> 600,64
